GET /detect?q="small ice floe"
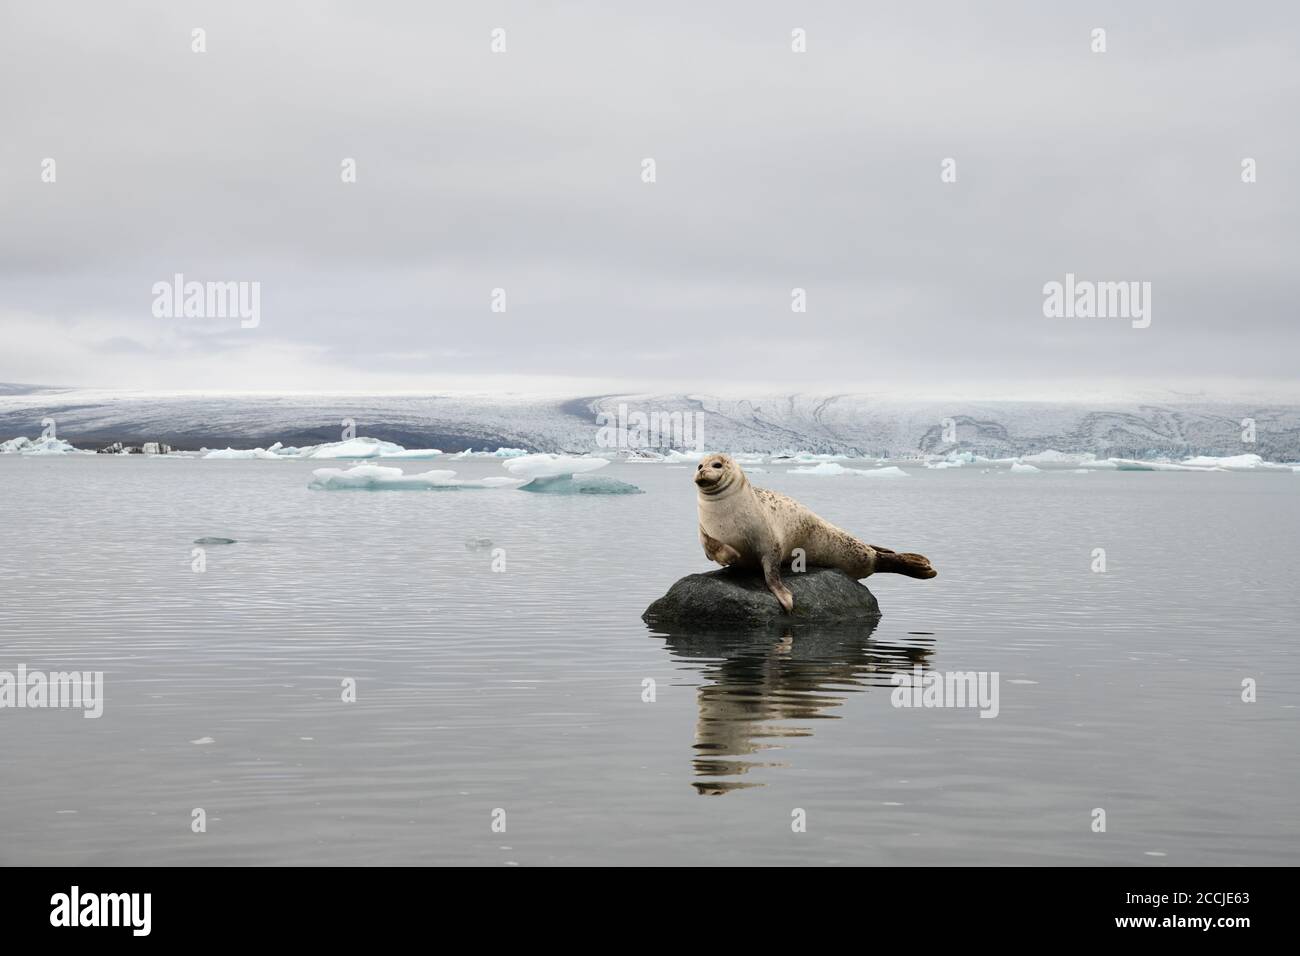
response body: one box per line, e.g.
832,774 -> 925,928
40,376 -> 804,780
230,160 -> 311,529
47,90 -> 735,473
502,454 -> 644,494
1020,449 -> 1099,469
190,736 -> 215,745
450,447 -> 529,459
193,537 -> 237,545
1180,453 -> 1293,472
663,449 -> 706,463
379,448 -> 443,459
788,462 -> 908,478
301,437 -> 407,459
1009,462 -> 1042,473
1108,459 -> 1213,472
796,451 -> 846,462
623,450 -> 664,463
731,454 -> 766,465
1,436 -> 93,456
308,464 -> 524,491
502,454 -> 609,479
521,475 -> 644,494
464,537 -> 495,551
202,446 -> 286,460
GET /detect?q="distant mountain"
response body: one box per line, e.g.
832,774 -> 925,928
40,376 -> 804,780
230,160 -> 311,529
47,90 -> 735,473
1,388 -> 1296,459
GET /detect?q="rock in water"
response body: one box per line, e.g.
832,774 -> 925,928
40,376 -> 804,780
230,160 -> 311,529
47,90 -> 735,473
642,566 -> 880,627
193,537 -> 237,546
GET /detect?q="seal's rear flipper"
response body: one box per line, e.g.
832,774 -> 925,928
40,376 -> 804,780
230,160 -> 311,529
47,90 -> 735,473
874,550 -> 937,579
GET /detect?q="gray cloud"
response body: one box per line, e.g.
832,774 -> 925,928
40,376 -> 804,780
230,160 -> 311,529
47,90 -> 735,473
1,0 -> 1297,396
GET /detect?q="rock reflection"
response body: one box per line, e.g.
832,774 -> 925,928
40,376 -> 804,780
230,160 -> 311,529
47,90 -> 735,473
651,622 -> 935,794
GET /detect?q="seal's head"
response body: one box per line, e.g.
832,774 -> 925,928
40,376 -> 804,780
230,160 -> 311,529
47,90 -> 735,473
694,453 -> 744,496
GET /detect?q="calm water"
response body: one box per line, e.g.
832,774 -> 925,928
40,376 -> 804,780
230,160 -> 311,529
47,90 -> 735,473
1,456 -> 1297,865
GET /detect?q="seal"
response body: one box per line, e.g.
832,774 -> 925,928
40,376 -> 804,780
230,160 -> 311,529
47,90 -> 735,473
695,453 -> 936,612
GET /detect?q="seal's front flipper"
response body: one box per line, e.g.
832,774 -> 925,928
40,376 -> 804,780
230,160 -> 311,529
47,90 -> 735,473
700,527 -> 742,567
873,549 -> 937,579
762,553 -> 795,612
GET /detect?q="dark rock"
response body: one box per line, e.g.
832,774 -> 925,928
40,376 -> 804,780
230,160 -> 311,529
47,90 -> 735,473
643,566 -> 881,628
193,537 -> 237,546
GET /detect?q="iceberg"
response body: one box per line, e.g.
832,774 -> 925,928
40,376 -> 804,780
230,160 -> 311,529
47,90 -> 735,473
501,454 -> 643,493
788,451 -> 849,463
1009,462 -> 1042,473
501,454 -> 611,479
309,464 -> 525,491
1020,449 -> 1097,469
788,462 -> 908,477
302,437 -> 407,459
663,449 -> 706,463
202,447 -> 286,460
450,447 -> 529,459
1108,459 -> 1213,472
1180,453 -> 1292,472
518,475 -> 644,495
1,436 -> 92,455
378,448 -> 444,459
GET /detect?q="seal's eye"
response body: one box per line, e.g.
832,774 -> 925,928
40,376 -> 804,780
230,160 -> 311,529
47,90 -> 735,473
712,462 -> 723,468
696,464 -> 703,470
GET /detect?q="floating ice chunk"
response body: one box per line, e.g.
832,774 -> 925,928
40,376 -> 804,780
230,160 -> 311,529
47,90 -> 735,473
303,437 -> 407,459
1,436 -> 92,455
1009,462 -> 1042,473
1021,449 -> 1097,469
309,464 -> 524,490
518,474 -> 644,495
788,462 -> 908,477
790,451 -> 848,462
731,454 -> 766,465
501,454 -> 610,479
1108,458 -> 1211,472
1181,453 -> 1291,472
202,447 -> 285,460
663,449 -> 706,463
379,448 -> 444,459
449,447 -> 529,459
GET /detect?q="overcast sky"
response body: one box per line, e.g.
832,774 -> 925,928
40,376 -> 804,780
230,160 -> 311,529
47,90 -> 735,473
1,1 -> 1297,398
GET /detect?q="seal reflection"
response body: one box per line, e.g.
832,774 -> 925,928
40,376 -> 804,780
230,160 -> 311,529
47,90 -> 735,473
653,623 -> 935,794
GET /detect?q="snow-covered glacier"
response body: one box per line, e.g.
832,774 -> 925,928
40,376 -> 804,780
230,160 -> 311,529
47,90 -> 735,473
2,385 -> 1299,460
